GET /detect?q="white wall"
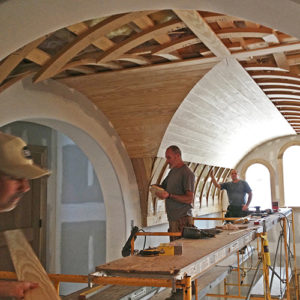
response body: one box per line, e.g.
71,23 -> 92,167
0,77 -> 141,262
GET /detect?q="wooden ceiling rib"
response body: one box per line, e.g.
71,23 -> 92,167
2,8 -> 300,140
173,10 -> 230,57
33,11 -> 154,83
96,19 -> 186,64
0,36 -> 46,85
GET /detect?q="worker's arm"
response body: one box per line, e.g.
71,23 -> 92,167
155,190 -> 194,204
0,281 -> 38,299
209,170 -> 221,189
242,191 -> 253,211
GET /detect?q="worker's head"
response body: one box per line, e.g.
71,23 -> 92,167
165,145 -> 183,169
0,132 -> 50,212
230,169 -> 239,182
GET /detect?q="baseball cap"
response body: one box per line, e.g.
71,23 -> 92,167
0,132 -> 51,179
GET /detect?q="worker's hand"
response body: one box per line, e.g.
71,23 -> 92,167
242,204 -> 248,211
155,190 -> 169,199
0,281 -> 39,299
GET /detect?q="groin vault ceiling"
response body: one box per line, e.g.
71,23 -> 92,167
1,9 -> 299,161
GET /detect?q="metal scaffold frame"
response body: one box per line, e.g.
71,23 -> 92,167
0,209 -> 298,300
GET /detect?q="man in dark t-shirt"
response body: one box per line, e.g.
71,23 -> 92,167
153,145 -> 195,239
210,169 -> 252,218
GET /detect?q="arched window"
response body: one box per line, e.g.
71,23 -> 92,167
245,163 -> 272,210
283,145 -> 300,207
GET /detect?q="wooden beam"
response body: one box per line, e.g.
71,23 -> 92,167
173,10 -> 230,57
116,54 -> 151,65
287,53 -> 300,66
232,42 -> 300,60
4,229 -> 61,300
216,27 -> 273,39
97,19 -> 185,64
67,22 -> 115,51
33,11 -> 154,83
152,35 -> 200,55
133,15 -> 171,45
273,52 -> 290,71
26,48 -> 51,65
0,36 -> 45,85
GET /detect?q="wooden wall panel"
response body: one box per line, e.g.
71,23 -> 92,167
59,64 -> 210,158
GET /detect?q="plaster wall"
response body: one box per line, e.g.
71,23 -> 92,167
0,77 -> 141,262
237,134 -> 300,265
1,1 -> 300,61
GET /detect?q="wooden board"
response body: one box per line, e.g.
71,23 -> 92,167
96,229 -> 254,276
4,229 -> 61,300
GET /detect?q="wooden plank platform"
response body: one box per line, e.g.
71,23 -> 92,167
96,229 -> 255,278
93,209 -> 291,298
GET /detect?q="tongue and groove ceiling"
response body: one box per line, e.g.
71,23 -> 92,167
1,9 -> 299,162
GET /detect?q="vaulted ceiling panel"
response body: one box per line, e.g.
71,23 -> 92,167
159,58 -> 295,167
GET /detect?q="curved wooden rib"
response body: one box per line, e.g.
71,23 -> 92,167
173,10 -> 230,57
116,54 -> 151,65
67,22 -> 115,51
207,167 -> 220,205
245,66 -> 288,72
152,35 -> 200,55
212,168 -> 225,202
267,92 -> 300,99
277,104 -> 300,110
199,166 -> 213,208
232,42 -> 300,60
133,15 -> 171,45
0,36 -> 45,85
250,71 -> 300,82
33,11 -> 154,83
0,71 -> 34,93
271,99 -> 300,104
96,19 -> 185,64
256,79 -> 300,88
216,27 -> 273,39
263,87 -> 300,93
282,112 -> 300,117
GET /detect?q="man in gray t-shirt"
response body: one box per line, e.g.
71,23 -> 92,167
210,169 -> 252,218
154,145 -> 195,240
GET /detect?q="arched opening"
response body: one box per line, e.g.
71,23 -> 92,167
0,77 -> 141,264
245,163 -> 272,210
1,121 -> 106,294
283,145 -> 300,207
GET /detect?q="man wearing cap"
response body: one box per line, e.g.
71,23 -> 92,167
0,132 -> 50,298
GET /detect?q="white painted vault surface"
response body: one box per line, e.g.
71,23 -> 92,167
159,58 -> 295,167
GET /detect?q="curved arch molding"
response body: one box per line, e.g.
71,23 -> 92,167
159,58 -> 294,167
1,0 -> 300,61
0,77 -> 140,261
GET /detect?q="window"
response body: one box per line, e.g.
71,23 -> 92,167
283,145 -> 300,207
245,163 -> 272,210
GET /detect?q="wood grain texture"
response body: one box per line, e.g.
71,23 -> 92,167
59,63 -> 210,158
173,10 -> 230,57
4,229 -> 61,300
95,229 -> 254,276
